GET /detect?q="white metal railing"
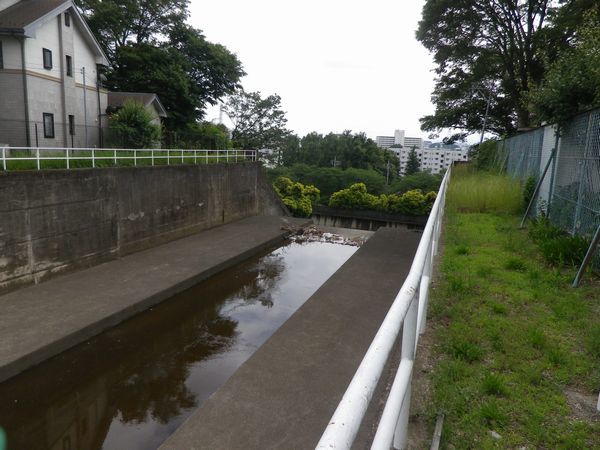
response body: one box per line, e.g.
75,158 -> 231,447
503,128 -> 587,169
0,146 -> 256,171
316,165 -> 452,450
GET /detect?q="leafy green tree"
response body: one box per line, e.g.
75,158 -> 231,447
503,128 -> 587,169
329,183 -> 381,210
527,13 -> 600,126
163,122 -> 231,149
109,99 -> 161,148
404,147 -> 421,175
77,0 -> 244,132
416,0 -> 556,135
224,90 -> 291,150
76,0 -> 189,58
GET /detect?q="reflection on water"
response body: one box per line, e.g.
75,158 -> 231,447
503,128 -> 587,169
0,241 -> 357,450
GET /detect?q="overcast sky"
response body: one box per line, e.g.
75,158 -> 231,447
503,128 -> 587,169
188,0 -> 435,141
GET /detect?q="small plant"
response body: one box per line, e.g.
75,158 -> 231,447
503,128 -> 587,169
455,245 -> 470,255
490,302 -> 508,315
504,257 -> 528,272
586,324 -> 600,359
451,340 -> 484,363
528,217 -> 590,266
480,399 -> 508,427
527,327 -> 547,350
523,176 -> 537,210
482,373 -> 509,396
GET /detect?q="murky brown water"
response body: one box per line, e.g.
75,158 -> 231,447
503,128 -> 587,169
0,241 -> 357,450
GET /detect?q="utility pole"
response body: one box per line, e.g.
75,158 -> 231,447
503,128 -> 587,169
81,67 -> 89,148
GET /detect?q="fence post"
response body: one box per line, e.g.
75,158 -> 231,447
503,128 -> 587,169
194,149 -> 197,165
167,149 -> 170,165
2,146 -> 6,171
520,147 -> 556,228
113,149 -> 117,166
36,147 -> 40,170
66,148 -> 70,169
546,130 -> 560,217
92,148 -> 95,168
181,149 -> 184,164
134,148 -> 137,166
571,113 -> 593,235
152,148 -> 155,166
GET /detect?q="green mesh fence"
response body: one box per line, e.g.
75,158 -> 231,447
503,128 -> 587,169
497,108 -> 600,269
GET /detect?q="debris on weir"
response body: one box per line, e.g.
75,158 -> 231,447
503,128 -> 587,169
285,225 -> 368,247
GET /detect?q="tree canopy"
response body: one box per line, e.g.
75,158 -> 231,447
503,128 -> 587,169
404,148 -> 421,175
76,0 -> 245,132
527,12 -> 600,126
416,0 -> 598,136
223,90 -> 291,150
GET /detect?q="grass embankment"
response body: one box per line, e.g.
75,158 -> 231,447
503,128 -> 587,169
3,149 -> 246,170
428,166 -> 599,448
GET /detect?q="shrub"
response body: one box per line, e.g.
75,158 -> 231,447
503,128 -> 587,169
328,184 -> 437,215
273,176 -> 320,218
109,100 -> 161,148
528,218 -> 589,266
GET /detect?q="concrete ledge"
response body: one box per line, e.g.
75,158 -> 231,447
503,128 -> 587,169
0,215 -> 308,383
160,226 -> 422,449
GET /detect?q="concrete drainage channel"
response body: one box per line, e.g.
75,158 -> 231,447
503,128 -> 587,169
0,228 -> 367,450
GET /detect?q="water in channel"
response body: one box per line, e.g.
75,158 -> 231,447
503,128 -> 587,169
0,241 -> 357,450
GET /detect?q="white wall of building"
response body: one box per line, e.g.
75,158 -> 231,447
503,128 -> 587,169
0,35 -> 22,69
397,147 -> 469,175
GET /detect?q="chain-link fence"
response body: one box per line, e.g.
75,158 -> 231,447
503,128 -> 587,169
496,107 -> 600,269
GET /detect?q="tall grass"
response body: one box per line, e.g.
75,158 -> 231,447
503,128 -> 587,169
447,164 -> 522,214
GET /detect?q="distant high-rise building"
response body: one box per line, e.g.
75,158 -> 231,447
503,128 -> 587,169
375,129 -> 469,175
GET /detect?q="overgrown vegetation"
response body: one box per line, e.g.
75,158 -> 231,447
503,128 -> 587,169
446,165 -> 522,214
528,217 -> 590,267
427,168 -> 600,448
272,176 -> 319,218
328,183 -> 436,216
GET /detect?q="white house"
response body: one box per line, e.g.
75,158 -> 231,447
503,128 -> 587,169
107,92 -> 168,128
0,0 -> 109,147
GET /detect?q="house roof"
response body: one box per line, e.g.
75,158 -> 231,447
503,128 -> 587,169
0,0 -> 109,66
108,92 -> 168,118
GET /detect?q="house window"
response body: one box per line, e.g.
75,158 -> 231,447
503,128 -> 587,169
64,12 -> 71,27
43,48 -> 52,69
66,55 -> 72,76
43,113 -> 55,138
68,115 -> 75,135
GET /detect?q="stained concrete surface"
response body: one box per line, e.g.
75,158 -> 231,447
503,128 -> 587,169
160,226 -> 422,450
0,215 -> 307,383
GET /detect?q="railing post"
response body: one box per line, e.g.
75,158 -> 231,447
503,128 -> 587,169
113,148 -> 117,166
66,148 -> 70,169
393,383 -> 412,450
181,149 -> 184,164
151,148 -> 155,166
36,147 -> 40,170
227,150 -> 230,163
194,149 -> 197,165
167,149 -> 170,165
134,148 -> 137,166
92,148 -> 95,168
206,150 -> 209,164
2,146 -> 7,171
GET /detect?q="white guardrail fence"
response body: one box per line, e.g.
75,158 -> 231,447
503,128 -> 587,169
0,146 -> 256,170
317,165 -> 452,450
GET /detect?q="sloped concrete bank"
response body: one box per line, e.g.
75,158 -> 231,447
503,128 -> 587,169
160,226 -> 422,450
0,215 -> 308,383
0,163 -> 286,292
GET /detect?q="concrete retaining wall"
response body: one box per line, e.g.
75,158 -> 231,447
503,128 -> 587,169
0,163 -> 286,292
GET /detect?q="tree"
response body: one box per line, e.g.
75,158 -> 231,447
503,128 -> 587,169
416,0 -> 557,135
404,147 -> 421,175
223,90 -> 291,150
527,13 -> 600,126
77,0 -> 244,132
76,0 -> 189,58
109,99 -> 161,148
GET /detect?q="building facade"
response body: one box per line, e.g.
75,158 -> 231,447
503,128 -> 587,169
397,146 -> 469,175
0,0 -> 109,147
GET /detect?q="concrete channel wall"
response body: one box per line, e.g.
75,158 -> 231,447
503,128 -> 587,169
0,163 -> 287,292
